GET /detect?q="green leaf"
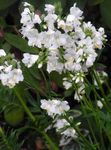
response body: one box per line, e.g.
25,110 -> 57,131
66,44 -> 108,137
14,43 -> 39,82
0,0 -> 17,10
2,42 -> 11,53
0,128 -> 23,150
88,0 -> 104,6
5,33 -> 39,54
100,0 -> 111,28
22,66 -> 39,89
21,64 -> 44,95
85,83 -> 92,97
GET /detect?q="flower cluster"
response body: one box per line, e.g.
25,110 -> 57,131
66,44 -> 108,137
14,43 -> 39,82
0,49 -> 24,88
63,73 -> 85,101
41,99 -> 78,139
54,118 -> 77,138
20,2 -> 106,101
41,99 -> 70,118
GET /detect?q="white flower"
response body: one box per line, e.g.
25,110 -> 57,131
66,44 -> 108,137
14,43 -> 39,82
21,8 -> 32,26
63,80 -> 72,90
57,20 -> 66,30
66,15 -> 75,22
61,127 -> 77,138
73,72 -> 84,83
45,4 -> 55,14
41,99 -> 70,117
21,5 -> 41,30
86,53 -> 97,68
74,84 -> 85,101
70,3 -> 83,19
22,53 -> 39,68
0,49 -> 6,57
44,14 -> 57,30
0,51 -> 24,88
44,4 -> 57,30
83,21 -> 96,37
47,54 -> 64,73
75,27 -> 85,40
26,29 -> 39,46
97,100 -> 103,109
59,135 -> 72,146
20,2 -> 106,81
54,119 -> 70,130
54,118 -> 77,138
38,63 -> 43,68
33,14 -> 41,24
0,68 -> 24,88
4,65 -> 12,73
94,71 -> 108,87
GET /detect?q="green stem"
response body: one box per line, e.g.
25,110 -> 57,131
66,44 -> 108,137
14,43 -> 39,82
42,131 -> 59,150
81,100 -> 100,150
14,88 -> 36,122
85,77 -> 106,148
93,69 -> 106,98
85,77 -> 110,113
0,127 -> 12,150
64,115 -> 96,150
14,88 -> 59,150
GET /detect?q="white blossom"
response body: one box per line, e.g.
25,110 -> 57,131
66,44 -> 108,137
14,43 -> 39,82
61,127 -> 77,138
54,119 -> 70,130
59,135 -> 72,146
22,53 -> 39,68
0,68 -> 24,88
57,19 -> 66,30
44,14 -> 57,30
97,100 -> 103,109
0,49 -> 6,57
41,99 -> 70,117
63,80 -> 72,90
33,14 -> 41,24
20,2 -> 106,91
21,3 -> 41,31
54,118 -> 77,138
45,4 -> 55,14
74,84 -> 85,101
0,49 -> 24,88
94,71 -> 108,87
72,72 -> 85,83
70,3 -> 83,19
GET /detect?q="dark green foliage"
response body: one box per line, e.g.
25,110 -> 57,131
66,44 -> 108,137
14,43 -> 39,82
0,0 -> 18,10
5,33 -> 39,54
100,0 -> 111,28
0,128 -> 23,150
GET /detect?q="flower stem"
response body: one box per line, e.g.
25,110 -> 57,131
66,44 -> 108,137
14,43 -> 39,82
14,88 -> 36,122
42,131 -> 59,150
14,87 -> 59,150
